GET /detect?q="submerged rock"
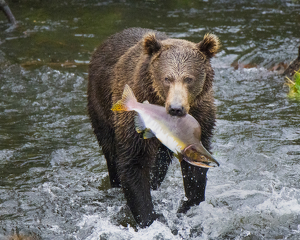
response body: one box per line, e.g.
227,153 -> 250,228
283,45 -> 300,77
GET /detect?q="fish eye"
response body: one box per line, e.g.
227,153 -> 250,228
184,77 -> 194,84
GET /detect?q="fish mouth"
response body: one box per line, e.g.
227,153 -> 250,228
182,143 -> 220,168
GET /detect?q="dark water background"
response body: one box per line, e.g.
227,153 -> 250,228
0,0 -> 300,239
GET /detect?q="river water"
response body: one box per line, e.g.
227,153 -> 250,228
0,0 -> 300,239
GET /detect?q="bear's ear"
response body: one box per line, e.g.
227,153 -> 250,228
143,33 -> 162,55
198,33 -> 220,58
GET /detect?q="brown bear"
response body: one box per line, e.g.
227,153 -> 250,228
88,28 -> 220,227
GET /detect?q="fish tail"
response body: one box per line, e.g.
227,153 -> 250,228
111,84 -> 137,112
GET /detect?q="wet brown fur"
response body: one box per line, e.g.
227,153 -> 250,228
88,28 -> 220,227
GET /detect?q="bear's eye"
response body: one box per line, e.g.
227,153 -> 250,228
184,77 -> 193,84
164,77 -> 171,84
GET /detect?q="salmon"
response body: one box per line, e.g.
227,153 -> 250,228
111,84 -> 219,168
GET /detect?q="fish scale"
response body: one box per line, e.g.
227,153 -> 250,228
136,109 -> 183,154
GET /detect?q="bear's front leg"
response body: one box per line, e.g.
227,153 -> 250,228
120,160 -> 157,227
177,161 -> 208,214
116,130 -> 161,227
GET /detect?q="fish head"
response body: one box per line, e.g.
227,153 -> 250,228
143,33 -> 220,117
182,143 -> 219,168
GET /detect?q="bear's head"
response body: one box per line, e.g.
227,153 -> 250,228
143,33 -> 220,117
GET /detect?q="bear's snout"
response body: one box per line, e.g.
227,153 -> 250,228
165,82 -> 189,117
168,104 -> 186,117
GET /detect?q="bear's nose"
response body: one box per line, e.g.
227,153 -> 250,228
168,105 -> 186,117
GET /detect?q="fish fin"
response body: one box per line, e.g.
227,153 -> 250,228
143,129 -> 155,139
111,84 -> 137,112
134,114 -> 146,133
111,99 -> 128,111
143,100 -> 150,104
174,153 -> 183,162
